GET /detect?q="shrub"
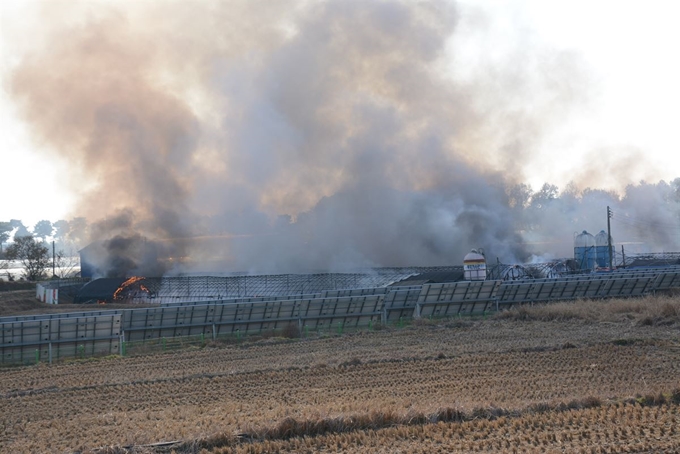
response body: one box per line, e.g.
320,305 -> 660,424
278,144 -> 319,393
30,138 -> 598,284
280,323 -> 301,339
671,388 -> 680,404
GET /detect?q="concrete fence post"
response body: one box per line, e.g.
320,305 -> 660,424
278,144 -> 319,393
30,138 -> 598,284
212,324 -> 217,340
414,303 -> 421,319
48,342 -> 53,365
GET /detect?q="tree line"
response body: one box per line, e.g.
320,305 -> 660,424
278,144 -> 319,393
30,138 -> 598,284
0,218 -> 88,282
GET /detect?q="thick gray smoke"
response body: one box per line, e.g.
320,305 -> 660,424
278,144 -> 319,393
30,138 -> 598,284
8,1 -> 680,276
83,210 -> 179,277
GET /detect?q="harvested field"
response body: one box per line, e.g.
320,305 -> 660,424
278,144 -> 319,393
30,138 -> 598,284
1,296 -> 679,453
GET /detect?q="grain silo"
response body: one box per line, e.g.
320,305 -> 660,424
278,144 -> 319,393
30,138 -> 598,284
594,230 -> 612,268
574,231 -> 596,271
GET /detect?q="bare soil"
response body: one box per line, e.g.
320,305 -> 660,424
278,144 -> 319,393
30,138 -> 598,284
1,296 -> 679,453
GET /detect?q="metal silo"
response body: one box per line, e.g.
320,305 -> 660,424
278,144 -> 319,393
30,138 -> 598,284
594,230 -> 611,268
574,230 -> 596,271
463,249 -> 487,281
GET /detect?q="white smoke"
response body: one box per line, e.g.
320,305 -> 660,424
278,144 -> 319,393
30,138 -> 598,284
7,1 -> 680,275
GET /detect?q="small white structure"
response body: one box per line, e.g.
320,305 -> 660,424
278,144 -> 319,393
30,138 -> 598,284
463,249 -> 487,281
36,282 -> 59,304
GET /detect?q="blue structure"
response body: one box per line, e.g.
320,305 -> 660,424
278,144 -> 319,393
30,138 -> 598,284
595,230 -> 611,268
574,230 -> 596,271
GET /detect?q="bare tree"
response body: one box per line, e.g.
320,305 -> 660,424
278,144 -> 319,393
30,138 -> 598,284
0,257 -> 9,280
5,235 -> 50,281
54,248 -> 80,278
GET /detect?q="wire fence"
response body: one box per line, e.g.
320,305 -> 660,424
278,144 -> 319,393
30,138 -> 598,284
5,267 -> 680,366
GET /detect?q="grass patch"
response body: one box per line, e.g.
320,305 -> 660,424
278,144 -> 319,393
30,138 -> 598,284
495,295 -> 680,325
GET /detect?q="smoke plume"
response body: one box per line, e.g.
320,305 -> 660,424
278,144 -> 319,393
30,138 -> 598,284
8,1 -> 680,276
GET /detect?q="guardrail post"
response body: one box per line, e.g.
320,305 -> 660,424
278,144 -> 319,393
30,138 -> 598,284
35,349 -> 39,365
48,342 -> 52,364
119,335 -> 124,356
212,324 -> 217,340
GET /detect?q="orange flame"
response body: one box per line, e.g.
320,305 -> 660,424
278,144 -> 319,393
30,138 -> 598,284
113,276 -> 146,300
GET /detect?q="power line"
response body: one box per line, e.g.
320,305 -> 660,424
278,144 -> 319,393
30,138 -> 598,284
614,218 -> 680,233
610,210 -> 680,230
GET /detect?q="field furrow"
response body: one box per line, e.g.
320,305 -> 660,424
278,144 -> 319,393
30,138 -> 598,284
1,301 -> 679,453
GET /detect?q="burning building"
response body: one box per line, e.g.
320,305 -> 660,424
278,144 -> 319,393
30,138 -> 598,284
79,235 -> 171,278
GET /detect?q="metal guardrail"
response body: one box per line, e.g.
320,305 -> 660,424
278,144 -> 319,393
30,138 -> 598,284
300,295 -> 383,330
0,309 -> 124,324
496,276 -> 660,306
416,281 -> 502,317
123,295 -> 386,341
0,314 -> 122,364
4,268 -> 680,364
651,272 -> 680,292
383,288 -> 423,322
160,287 -> 389,308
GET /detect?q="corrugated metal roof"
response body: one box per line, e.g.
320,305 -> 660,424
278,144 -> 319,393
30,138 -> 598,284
74,278 -> 127,303
390,270 -> 465,286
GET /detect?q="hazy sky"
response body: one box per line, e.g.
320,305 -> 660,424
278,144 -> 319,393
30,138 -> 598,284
1,0 -> 679,227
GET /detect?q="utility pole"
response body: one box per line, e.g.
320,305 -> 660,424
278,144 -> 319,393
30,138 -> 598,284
52,241 -> 56,278
621,244 -> 626,267
607,206 -> 613,269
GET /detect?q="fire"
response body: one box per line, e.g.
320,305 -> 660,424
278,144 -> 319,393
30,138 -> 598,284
113,276 -> 146,300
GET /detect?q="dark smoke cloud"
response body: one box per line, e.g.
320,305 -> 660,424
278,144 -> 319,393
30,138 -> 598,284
8,1 -> 680,276
81,210 -> 181,277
